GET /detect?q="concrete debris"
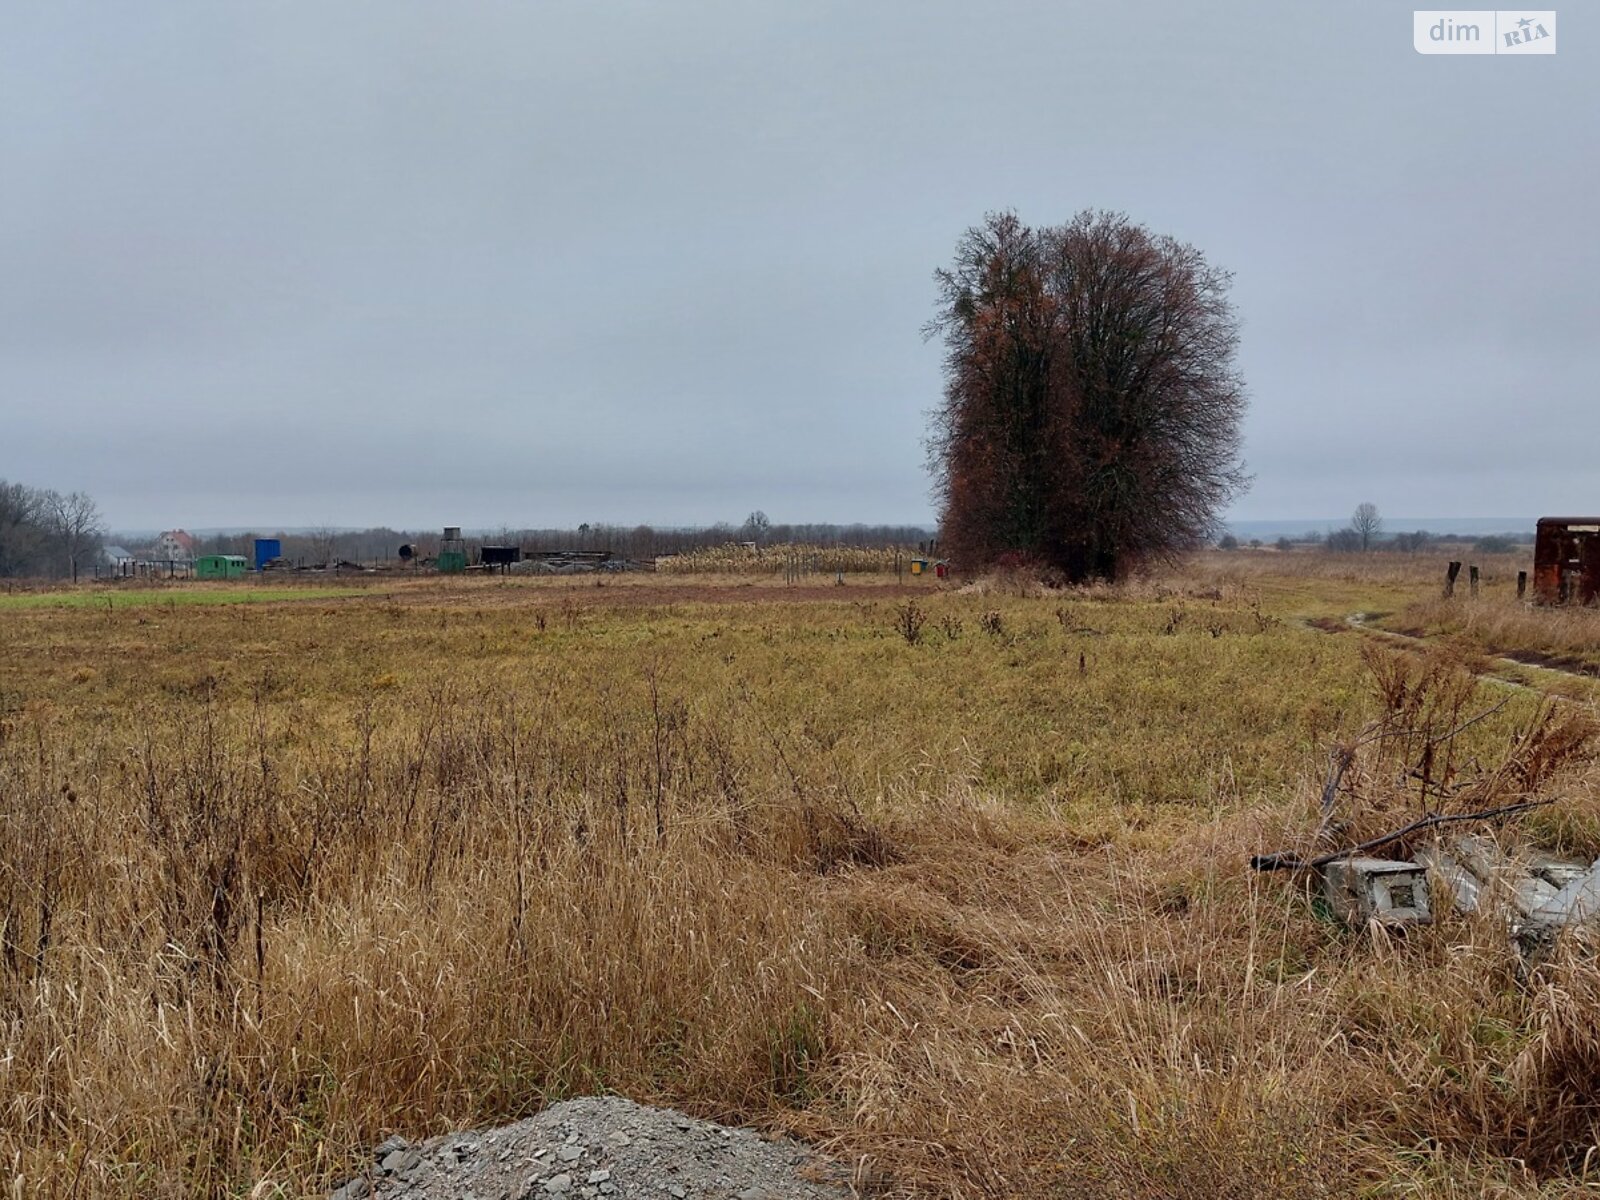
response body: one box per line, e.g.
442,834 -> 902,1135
1327,837 -> 1600,940
1451,836 -> 1561,917
327,1096 -> 853,1200
1322,857 -> 1432,925
1412,846 -> 1481,913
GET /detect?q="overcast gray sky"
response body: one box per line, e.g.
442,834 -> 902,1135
3,2 -> 1594,531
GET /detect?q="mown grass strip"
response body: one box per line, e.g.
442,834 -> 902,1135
0,587 -> 366,610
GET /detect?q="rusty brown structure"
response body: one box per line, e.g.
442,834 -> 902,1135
1534,517 -> 1600,606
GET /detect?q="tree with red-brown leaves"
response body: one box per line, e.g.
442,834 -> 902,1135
927,211 -> 1248,582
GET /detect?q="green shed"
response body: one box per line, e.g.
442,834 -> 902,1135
196,554 -> 247,579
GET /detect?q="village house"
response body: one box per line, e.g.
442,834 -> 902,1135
152,529 -> 197,562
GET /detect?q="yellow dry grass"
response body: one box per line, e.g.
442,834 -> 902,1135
1389,593 -> 1600,676
654,542 -> 910,575
2,562 -> 1599,1198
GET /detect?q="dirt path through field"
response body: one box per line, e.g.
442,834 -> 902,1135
1300,610 -> 1599,695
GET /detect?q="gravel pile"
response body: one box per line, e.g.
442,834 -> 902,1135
329,1097 -> 854,1200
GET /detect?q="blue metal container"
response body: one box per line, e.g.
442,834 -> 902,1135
254,538 -> 282,571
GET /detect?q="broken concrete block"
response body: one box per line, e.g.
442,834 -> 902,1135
1416,846 -> 1482,913
1528,853 -> 1592,890
1510,876 -> 1557,916
1453,836 -> 1563,916
1417,837 -> 1600,937
1321,857 -> 1432,925
1529,857 -> 1600,925
1454,836 -> 1513,884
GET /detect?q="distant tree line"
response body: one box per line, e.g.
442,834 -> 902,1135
188,519 -> 933,567
1216,503 -> 1531,557
0,479 -> 105,579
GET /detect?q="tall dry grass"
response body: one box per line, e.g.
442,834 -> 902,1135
1392,593 -> 1600,675
2,575 -> 1600,1197
655,543 -> 910,575
1197,549 -> 1531,588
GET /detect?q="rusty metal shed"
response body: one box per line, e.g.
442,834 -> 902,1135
1534,517 -> 1600,605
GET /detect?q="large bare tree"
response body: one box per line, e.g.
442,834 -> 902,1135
1351,502 -> 1382,552
45,490 -> 104,578
928,211 -> 1248,580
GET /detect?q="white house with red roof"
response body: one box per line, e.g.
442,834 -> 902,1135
153,529 -> 197,562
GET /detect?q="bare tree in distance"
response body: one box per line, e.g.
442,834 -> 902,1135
0,480 -> 106,578
1352,502 -> 1382,552
743,510 -> 771,544
45,490 -> 105,579
0,481 -> 49,577
308,525 -> 340,566
928,210 -> 1248,581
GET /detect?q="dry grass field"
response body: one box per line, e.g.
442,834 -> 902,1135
3,554 -> 1600,1198
1389,594 -> 1600,678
